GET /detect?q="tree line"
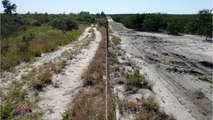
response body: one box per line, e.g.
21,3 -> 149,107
111,10 -> 212,39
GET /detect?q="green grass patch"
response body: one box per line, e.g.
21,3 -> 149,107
198,75 -> 211,83
0,82 -> 39,119
61,110 -> 74,120
1,25 -> 81,70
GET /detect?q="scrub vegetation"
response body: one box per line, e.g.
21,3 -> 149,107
112,9 -> 212,39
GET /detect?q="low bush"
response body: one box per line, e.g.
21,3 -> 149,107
126,72 -> 153,92
0,82 -> 34,119
23,68 -> 52,90
61,110 -> 73,120
195,89 -> 205,99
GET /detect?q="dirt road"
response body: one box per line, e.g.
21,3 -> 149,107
109,18 -> 213,120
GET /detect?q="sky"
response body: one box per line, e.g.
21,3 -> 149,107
0,0 -> 212,14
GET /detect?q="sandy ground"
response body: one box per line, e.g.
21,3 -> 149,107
109,18 -> 213,120
38,27 -> 102,120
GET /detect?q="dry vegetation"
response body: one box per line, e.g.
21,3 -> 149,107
108,33 -> 175,120
125,71 -> 153,93
111,35 -> 121,46
62,27 -> 116,120
0,26 -> 98,119
0,81 -> 43,119
137,96 -> 175,120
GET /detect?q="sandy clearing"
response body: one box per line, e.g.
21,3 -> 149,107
109,19 -> 212,120
38,27 -> 102,120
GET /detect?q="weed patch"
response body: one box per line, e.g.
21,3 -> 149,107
118,97 -> 175,120
137,96 -> 175,120
0,82 -> 40,119
111,35 -> 121,46
126,72 -> 153,92
23,67 -> 52,90
195,89 -> 205,99
198,75 -> 211,83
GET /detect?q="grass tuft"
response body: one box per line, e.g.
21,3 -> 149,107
111,35 -> 121,46
198,75 -> 211,83
126,72 -> 153,92
61,110 -> 73,120
23,68 -> 52,90
195,89 -> 205,99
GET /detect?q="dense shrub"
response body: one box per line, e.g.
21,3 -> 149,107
50,17 -> 78,32
1,15 -> 27,38
78,11 -> 96,23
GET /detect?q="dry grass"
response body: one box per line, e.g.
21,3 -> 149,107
46,60 -> 67,74
22,59 -> 68,90
68,87 -> 115,120
136,96 -> 175,120
64,26 -> 116,120
23,67 -> 52,91
195,89 -> 206,99
118,100 -> 138,115
61,51 -> 74,60
118,96 -> 175,120
82,39 -> 105,86
111,35 -> 121,46
22,67 -> 52,90
31,69 -> 52,90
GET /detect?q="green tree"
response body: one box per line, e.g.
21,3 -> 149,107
184,18 -> 199,34
78,11 -> 95,23
51,18 -> 78,32
132,14 -> 144,30
197,9 -> 213,40
2,0 -> 17,14
166,19 -> 181,34
166,17 -> 187,35
101,11 -> 106,18
143,15 -> 163,32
